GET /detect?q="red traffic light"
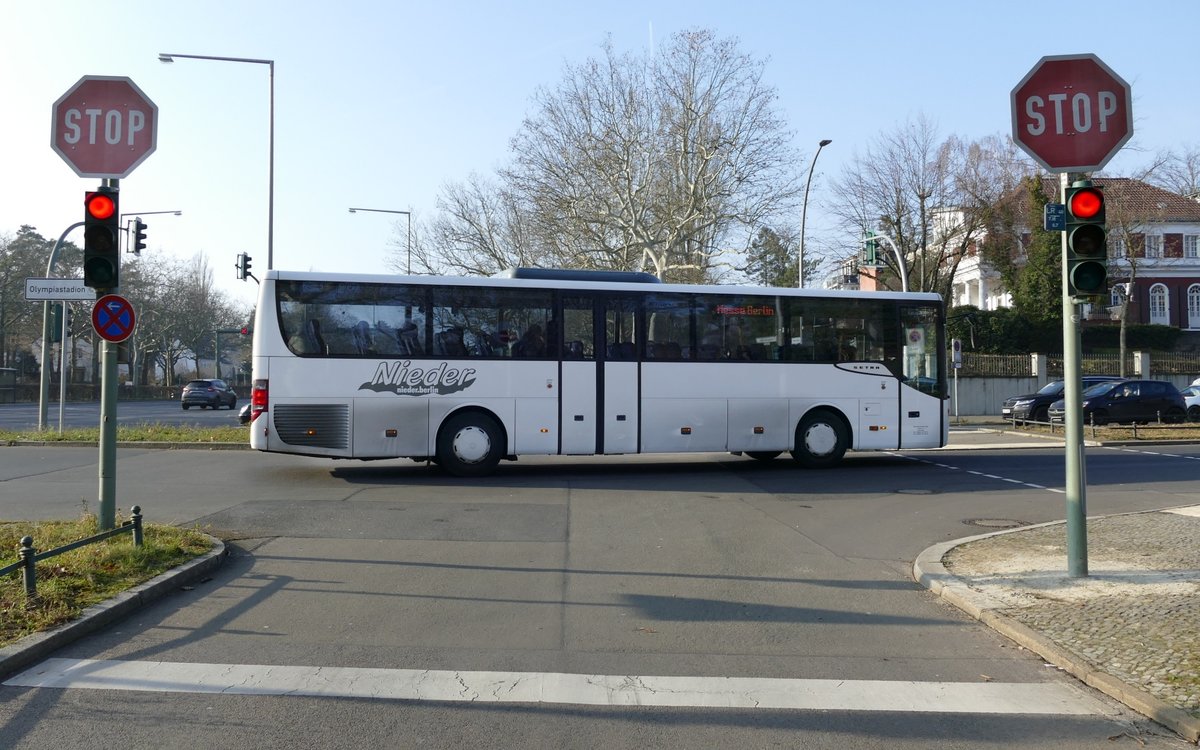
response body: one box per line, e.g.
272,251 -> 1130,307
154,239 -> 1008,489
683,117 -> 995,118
1068,188 -> 1103,220
86,192 -> 116,220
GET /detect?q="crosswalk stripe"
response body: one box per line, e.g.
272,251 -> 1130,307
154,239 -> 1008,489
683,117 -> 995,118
5,658 -> 1105,715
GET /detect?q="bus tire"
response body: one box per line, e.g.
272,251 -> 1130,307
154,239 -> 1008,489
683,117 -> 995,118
791,409 -> 848,469
436,411 -> 504,477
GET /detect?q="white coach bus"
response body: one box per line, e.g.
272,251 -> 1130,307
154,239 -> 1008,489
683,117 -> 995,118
247,268 -> 948,476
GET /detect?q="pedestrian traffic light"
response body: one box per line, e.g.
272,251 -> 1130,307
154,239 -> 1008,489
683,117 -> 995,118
49,303 -> 63,343
1065,181 -> 1107,301
236,252 -> 253,281
83,187 -> 120,289
131,218 -> 148,255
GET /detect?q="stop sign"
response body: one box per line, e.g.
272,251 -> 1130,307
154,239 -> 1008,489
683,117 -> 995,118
1011,54 -> 1132,173
51,75 -> 158,179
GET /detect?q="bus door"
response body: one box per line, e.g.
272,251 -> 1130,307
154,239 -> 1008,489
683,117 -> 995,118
601,296 -> 639,453
558,294 -> 640,455
898,304 -> 946,447
559,295 -> 597,454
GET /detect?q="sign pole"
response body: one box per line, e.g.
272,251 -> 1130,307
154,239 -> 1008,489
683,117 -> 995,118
58,304 -> 69,433
37,222 -> 86,431
97,178 -> 119,531
1012,53 -> 1132,579
1060,171 -> 1088,577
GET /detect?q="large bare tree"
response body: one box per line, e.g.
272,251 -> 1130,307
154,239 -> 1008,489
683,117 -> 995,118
420,30 -> 804,282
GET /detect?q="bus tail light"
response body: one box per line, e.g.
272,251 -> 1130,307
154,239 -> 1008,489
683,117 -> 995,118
251,379 -> 268,423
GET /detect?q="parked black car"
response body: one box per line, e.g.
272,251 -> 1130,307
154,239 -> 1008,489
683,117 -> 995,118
181,379 -> 238,410
1047,379 -> 1188,425
1001,376 -> 1124,424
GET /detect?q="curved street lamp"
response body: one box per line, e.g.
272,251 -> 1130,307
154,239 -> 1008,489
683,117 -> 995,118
349,207 -> 413,274
798,139 -> 832,288
159,52 -> 275,270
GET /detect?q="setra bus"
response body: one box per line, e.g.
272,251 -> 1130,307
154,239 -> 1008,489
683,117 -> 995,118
247,268 -> 948,476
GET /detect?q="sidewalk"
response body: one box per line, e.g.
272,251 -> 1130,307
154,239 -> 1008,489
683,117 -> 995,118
915,506 -> 1200,743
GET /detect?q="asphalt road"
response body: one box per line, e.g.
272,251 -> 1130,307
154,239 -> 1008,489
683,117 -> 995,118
1,434 -> 1196,748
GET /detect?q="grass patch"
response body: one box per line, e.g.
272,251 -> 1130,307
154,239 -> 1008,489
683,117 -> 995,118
0,423 -> 246,443
0,513 -> 213,648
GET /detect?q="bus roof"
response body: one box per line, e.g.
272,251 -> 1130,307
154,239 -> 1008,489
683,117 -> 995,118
262,269 -> 943,303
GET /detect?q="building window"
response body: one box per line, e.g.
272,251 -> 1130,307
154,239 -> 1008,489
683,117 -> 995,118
1111,237 -> 1126,258
1149,283 -> 1169,325
1110,283 -> 1128,308
1145,235 -> 1164,258
1188,284 -> 1200,329
1185,234 -> 1199,259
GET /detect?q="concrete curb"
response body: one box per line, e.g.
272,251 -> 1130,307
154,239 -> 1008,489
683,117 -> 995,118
914,531 -> 1200,744
0,537 -> 228,682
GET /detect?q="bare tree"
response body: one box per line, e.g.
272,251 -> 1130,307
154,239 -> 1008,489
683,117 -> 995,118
427,30 -> 804,282
1146,144 -> 1200,197
827,119 -> 1034,298
416,174 -> 549,276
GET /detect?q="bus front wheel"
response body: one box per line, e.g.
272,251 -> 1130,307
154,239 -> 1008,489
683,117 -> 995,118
436,412 -> 504,477
791,410 -> 848,469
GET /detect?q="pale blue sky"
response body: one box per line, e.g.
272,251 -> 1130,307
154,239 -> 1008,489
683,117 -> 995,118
3,0 -> 1196,308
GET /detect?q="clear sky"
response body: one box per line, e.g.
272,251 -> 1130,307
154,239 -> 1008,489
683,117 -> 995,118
3,0 -> 1196,310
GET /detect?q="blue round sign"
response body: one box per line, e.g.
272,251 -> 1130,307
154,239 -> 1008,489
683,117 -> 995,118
92,294 -> 136,343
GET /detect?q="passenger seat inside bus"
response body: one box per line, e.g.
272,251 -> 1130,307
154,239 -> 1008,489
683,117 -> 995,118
435,328 -> 467,357
397,322 -> 424,356
352,321 -> 376,356
296,319 -> 328,355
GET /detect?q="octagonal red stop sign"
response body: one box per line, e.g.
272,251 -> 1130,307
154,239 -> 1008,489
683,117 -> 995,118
1011,54 -> 1132,173
51,75 -> 158,179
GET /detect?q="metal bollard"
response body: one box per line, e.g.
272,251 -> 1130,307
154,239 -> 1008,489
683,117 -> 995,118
19,536 -> 36,599
131,505 -> 143,547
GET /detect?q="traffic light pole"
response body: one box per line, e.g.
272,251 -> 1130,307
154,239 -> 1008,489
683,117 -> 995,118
1060,171 -> 1088,577
98,178 -> 119,531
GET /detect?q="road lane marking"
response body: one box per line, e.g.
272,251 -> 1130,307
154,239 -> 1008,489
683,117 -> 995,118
1104,446 -> 1200,461
892,454 -> 1064,494
5,658 -> 1105,715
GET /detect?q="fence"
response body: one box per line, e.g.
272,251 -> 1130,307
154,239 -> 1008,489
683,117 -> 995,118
0,506 -> 143,600
950,351 -> 1200,417
958,351 -> 1200,378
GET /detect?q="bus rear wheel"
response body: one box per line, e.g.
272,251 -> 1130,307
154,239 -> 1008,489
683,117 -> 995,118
791,410 -> 848,469
436,412 -> 503,477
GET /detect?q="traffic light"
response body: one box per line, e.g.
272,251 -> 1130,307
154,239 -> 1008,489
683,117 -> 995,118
83,187 -> 120,289
862,231 -> 879,266
131,218 -> 148,255
236,252 -> 253,281
1065,181 -> 1107,300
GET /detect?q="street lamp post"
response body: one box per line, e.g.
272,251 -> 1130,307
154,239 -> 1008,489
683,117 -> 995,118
349,207 -> 412,274
799,139 -> 832,288
158,52 -> 275,270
